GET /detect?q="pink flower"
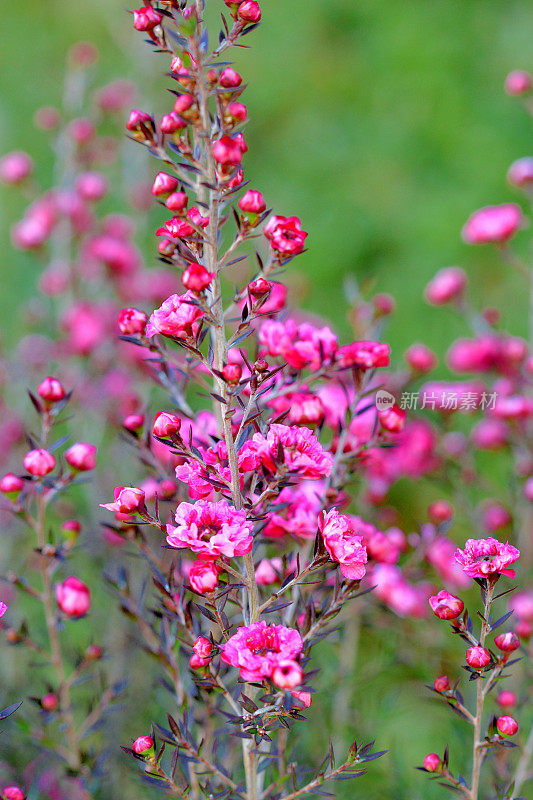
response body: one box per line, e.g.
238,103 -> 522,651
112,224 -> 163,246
151,172 -> 179,197
146,292 -> 204,339
434,676 -> 450,693
238,1 -> 261,22
189,560 -> 220,593
454,537 -> 520,579
182,263 -> 213,293
55,576 -> 91,618
213,136 -> 244,166
0,474 -> 23,496
423,754 -> 440,773
496,715 -> 518,736
101,486 -> 146,514
132,735 -> 154,754
497,690 -> 517,708
37,376 -> 66,404
424,267 -> 467,305
290,689 -> 312,708
166,499 -> 253,559
505,70 -> 532,96
465,646 -> 491,669
405,343 -> 437,372
508,157 -> 533,188
0,602 -> 7,618
2,788 -> 25,800
462,204 -> 523,245
153,412 -> 182,438
156,216 -> 195,239
337,340 -> 390,370
264,485 -> 322,540
133,6 -> 163,31
118,308 -> 148,335
264,215 -> 308,256
75,171 -> 108,202
255,558 -> 283,585
259,318 -> 338,370
319,509 -> 368,580
428,590 -> 464,620
220,620 -> 303,683
494,632 -> 520,652
239,190 -> 266,214
239,424 -> 333,479
193,636 -> 213,659
175,441 -> 238,500
272,660 -> 303,689
23,449 -> 56,477
64,442 -> 97,471
0,151 -> 33,185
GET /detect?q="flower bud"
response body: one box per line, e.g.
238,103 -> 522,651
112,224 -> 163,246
182,263 -> 213,292
161,112 -> 186,134
222,363 -> 242,385
496,715 -> 518,736
404,343 -> 437,372
153,412 -> 181,438
465,646 -> 491,669
0,152 -> 33,185
272,660 -> 303,689
126,109 -> 153,134
55,576 -> 91,618
132,735 -> 154,754
190,653 -> 210,669
249,278 -> 272,297
494,632 -> 520,652
151,172 -> 179,198
425,267 -> 466,305
434,675 -> 450,693
86,643 -> 103,660
220,67 -> 242,88
193,636 -> 213,659
64,442 -> 97,472
462,204 -> 522,245
505,70 -> 532,96
133,6 -> 163,31
37,376 -> 66,404
41,693 -> 59,711
2,787 -> 25,800
429,590 -> 464,620
213,136 -> 243,166
290,690 -> 312,707
61,520 -> 81,540
118,307 -> 148,335
423,754 -> 440,772
68,118 -> 95,144
189,560 -> 219,594
497,690 -> 517,708
23,449 -> 56,477
123,414 -> 145,432
254,358 -> 269,373
75,172 -> 108,202
238,1 -> 261,22
166,191 -> 189,212
0,473 -> 24,496
428,500 -> 453,524
378,404 -> 406,433
508,157 -> 533,188
239,189 -> 266,215
227,102 -> 248,123
101,486 -> 146,514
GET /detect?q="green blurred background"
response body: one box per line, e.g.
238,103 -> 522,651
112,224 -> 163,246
1,1 -> 532,798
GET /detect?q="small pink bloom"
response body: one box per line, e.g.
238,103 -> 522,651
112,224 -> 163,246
75,171 -> 108,202
319,509 -> 368,580
213,136 -> 244,166
497,690 -> 517,708
425,267 -> 466,305
508,157 -> 533,188
41,692 -> 58,711
151,172 -> 179,197
238,1 -> 261,22
290,689 -> 312,708
505,70 -> 532,95
239,423 -> 333,480
221,620 -> 303,683
193,636 -> 213,659
239,190 -> 266,214
259,318 -> 338,370
132,735 -> 154,754
37,376 -> 66,403
454,537 -> 520,579
494,632 -> 520,652
23,449 -> 56,477
429,590 -> 464,620
64,442 -> 97,471
153,412 -> 181,438
133,5 -> 163,30
118,308 -> 148,335
123,414 -> 144,432
496,715 -> 518,736
378,404 -> 405,432
0,151 -> 33,185
465,646 -> 491,669
264,215 -> 308,256
166,191 -> 189,211
2,788 -> 25,800
189,560 -> 220,594
146,292 -> 204,339
55,576 -> 91,618
255,558 -> 282,585
272,660 -> 303,689
462,204 -> 522,245
337,340 -> 390,369
101,486 -> 146,514
167,499 -> 253,559
423,754 -> 440,773
219,67 -> 242,88
161,112 -> 187,134
182,263 -> 213,292
405,343 -> 437,372
510,590 -> 533,621
0,473 -> 24,495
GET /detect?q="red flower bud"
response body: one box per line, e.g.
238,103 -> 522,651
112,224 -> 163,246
41,693 -> 59,711
23,449 -> 56,477
239,189 -> 266,214
75,171 -> 108,202
496,715 -> 518,736
153,412 -> 181,438
190,653 -> 210,669
434,675 -> 450,693
123,414 -> 145,432
133,6 -> 163,31
151,172 -> 179,197
118,307 -> 148,335
126,109 -> 152,132
161,112 -> 187,134
2,787 -> 25,800
182,263 -> 213,292
101,486 -> 146,514
189,560 -> 219,594
174,94 -> 195,115
249,278 -> 272,297
238,1 -> 261,22
222,364 -> 242,385
213,136 -> 243,166
465,646 -> 491,669
290,690 -> 312,708
132,735 -> 154,754
64,442 -> 97,472
494,632 -> 520,652
0,152 -> 33,185
429,590 -> 464,620
227,102 -> 248,122
55,576 -> 91,618
0,473 -> 24,496
423,754 -> 440,772
497,690 -> 517,708
220,67 -> 242,88
405,343 -> 437,373
505,70 -> 532,96
86,644 -> 103,660
166,191 -> 189,212
193,636 -> 213,659
37,376 -> 66,403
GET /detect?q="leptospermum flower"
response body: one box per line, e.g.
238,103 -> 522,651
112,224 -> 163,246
166,499 -> 253,559
319,509 -> 368,580
428,589 -> 464,620
461,203 -> 523,245
55,576 -> 91,618
145,291 -> 204,339
454,537 -> 520,579
220,620 -> 303,684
